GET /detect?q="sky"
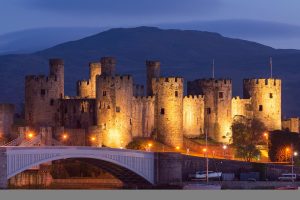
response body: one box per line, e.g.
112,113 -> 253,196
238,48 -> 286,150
1,0 -> 300,48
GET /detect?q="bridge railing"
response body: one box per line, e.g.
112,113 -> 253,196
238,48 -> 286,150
19,135 -> 42,147
2,136 -> 23,146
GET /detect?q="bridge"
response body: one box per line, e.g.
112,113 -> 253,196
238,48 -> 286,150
0,146 -> 183,188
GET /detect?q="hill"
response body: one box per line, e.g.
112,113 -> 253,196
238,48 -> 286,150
0,26 -> 300,116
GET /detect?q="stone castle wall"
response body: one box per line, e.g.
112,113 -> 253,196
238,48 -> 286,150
243,78 -> 281,130
183,95 -> 204,138
0,104 -> 15,138
96,75 -> 133,148
152,77 -> 184,148
282,117 -> 299,133
56,97 -> 96,129
132,96 -> 155,138
232,96 -> 253,120
187,79 -> 232,143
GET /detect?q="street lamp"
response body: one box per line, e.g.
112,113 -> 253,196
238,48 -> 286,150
222,144 -> 227,157
62,134 -> 68,140
148,142 -> 153,151
176,146 -> 180,151
27,132 -> 34,139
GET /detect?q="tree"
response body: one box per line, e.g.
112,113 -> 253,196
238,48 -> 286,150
231,117 -> 267,162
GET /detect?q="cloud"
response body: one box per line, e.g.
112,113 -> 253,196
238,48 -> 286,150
24,0 -> 221,18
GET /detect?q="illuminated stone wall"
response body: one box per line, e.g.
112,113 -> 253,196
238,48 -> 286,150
25,59 -> 64,126
132,96 -> 155,138
77,62 -> 101,98
56,97 -> 96,129
0,104 -> 14,137
243,78 -> 281,131
152,77 -> 184,148
96,75 -> 133,148
187,79 -> 232,143
231,96 -> 253,120
282,117 -> 299,133
183,95 -> 204,138
146,61 -> 160,96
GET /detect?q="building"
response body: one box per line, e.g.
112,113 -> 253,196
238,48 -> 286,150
23,57 -> 283,148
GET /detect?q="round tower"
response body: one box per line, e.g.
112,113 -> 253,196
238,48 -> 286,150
49,58 -> 64,98
96,75 -> 133,148
89,62 -> 101,98
243,78 -> 281,130
146,61 -> 160,96
152,77 -> 183,148
100,57 -> 116,76
187,79 -> 232,143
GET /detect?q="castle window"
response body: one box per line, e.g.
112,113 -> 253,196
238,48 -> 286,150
259,105 -> 263,111
269,93 -> 273,98
175,91 -> 178,97
160,108 -> 165,115
41,89 -> 46,96
218,92 -> 224,99
50,99 -> 54,106
103,91 -> 107,96
206,108 -> 211,114
130,118 -> 132,125
116,106 -> 121,112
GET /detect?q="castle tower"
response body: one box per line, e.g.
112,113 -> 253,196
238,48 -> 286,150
96,75 -> 133,148
0,104 -> 15,138
187,79 -> 232,143
77,62 -> 101,98
49,59 -> 64,98
243,78 -> 281,130
89,62 -> 101,98
146,61 -> 160,96
25,59 -> 64,126
152,77 -> 183,148
100,57 -> 116,76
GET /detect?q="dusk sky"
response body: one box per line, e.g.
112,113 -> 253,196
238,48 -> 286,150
1,0 -> 300,48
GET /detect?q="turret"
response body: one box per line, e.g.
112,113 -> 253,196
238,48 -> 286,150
146,61 -> 160,96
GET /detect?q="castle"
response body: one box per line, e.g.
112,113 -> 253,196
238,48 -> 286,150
21,57 -> 283,148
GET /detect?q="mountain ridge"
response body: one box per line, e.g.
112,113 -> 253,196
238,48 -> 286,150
0,26 -> 300,117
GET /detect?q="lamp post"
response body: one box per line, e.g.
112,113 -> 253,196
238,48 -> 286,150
291,144 -> 298,183
222,144 -> 227,158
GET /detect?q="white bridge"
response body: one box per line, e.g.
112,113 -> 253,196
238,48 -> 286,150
0,146 -> 157,188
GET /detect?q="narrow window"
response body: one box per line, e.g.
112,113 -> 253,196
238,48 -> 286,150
175,91 -> 178,97
218,92 -> 224,99
103,91 -> 107,96
41,89 -> 46,96
116,106 -> 120,112
206,108 -> 211,114
160,108 -> 165,115
259,105 -> 263,111
269,93 -> 273,98
50,99 -> 54,106
130,118 -> 132,125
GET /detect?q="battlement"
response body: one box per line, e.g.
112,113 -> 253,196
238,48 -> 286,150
189,78 -> 232,86
25,75 -> 56,83
49,58 -> 64,66
153,77 -> 184,84
101,75 -> 133,83
77,80 -> 90,86
89,62 -> 101,68
183,95 -> 204,100
132,96 -> 155,102
243,78 -> 281,86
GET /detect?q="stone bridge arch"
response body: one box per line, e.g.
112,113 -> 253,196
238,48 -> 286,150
0,147 -> 155,188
